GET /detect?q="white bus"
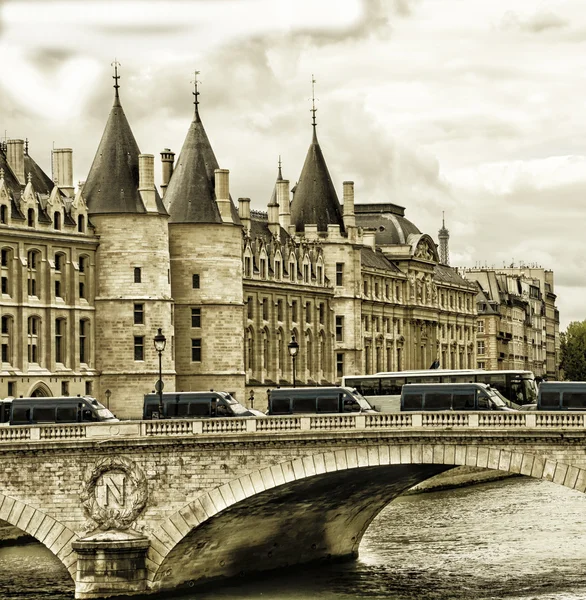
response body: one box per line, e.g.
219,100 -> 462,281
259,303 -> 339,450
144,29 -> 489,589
342,369 -> 538,413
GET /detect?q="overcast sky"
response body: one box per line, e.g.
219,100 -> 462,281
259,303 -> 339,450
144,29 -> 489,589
1,0 -> 584,329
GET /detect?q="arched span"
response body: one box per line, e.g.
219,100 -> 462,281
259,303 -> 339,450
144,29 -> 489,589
146,442 -> 586,592
0,492 -> 77,579
28,381 -> 53,397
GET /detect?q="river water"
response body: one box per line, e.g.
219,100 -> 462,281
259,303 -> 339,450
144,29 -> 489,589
2,476 -> 586,600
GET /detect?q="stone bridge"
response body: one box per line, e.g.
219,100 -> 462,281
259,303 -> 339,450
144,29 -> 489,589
2,411 -> 586,598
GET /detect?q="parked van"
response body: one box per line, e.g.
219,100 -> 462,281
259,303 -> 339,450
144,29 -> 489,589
0,399 -> 12,424
537,382 -> 586,410
400,383 -> 518,412
9,396 -> 118,425
143,391 -> 263,419
266,387 -> 376,415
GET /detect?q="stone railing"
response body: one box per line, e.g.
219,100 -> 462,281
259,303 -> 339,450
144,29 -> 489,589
1,411 -> 586,444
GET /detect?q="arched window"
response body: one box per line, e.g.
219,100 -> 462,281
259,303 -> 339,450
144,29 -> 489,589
246,328 -> 254,372
27,208 -> 35,227
1,247 -> 13,296
79,255 -> 89,301
134,267 -> 142,283
55,318 -> 66,364
79,319 -> 90,364
1,314 -> 13,364
54,252 -> 65,300
78,214 -> 85,233
27,250 -> 41,297
27,316 -> 41,364
262,329 -> 269,374
53,211 -> 61,230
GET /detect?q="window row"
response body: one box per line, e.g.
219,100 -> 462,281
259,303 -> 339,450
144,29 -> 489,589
247,297 -> 330,325
362,316 -> 403,335
0,316 -> 91,366
0,205 -> 87,232
360,274 -> 405,303
133,337 -> 201,362
244,253 -> 324,285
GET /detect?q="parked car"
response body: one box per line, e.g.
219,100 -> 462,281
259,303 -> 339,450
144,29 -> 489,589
536,381 -> 586,410
266,386 -> 376,415
9,396 -> 118,425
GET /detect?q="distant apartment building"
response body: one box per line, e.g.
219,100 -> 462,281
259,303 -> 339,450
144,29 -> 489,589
461,267 -> 560,379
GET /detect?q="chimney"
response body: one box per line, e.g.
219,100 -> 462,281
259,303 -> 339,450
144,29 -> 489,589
160,148 -> 175,197
277,179 -> 291,230
238,197 -> 251,233
363,230 -> 376,250
138,154 -> 157,212
52,148 -> 74,197
214,169 -> 232,223
268,199 -> 280,237
6,139 -> 25,185
343,181 -> 356,229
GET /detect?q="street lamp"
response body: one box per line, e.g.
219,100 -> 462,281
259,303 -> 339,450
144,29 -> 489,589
288,335 -> 299,388
153,328 -> 167,418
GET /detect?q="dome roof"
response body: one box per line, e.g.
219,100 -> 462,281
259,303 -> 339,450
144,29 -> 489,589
354,203 -> 421,245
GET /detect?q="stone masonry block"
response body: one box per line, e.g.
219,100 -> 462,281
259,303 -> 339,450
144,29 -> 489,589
334,449 -> 348,471
400,445 -> 411,464
520,454 -> 535,476
542,459 -> 557,482
199,494 -> 219,519
323,453 -> 337,473
432,445 -> 444,464
564,466 -> 580,489
270,465 -> 286,486
498,450 -> 512,472
219,483 -> 236,507
443,445 -> 456,465
345,448 -> 358,469
574,469 -> 586,493
553,463 -> 569,486
178,504 -> 201,529
302,456 -> 317,477
169,513 -> 191,538
208,487 -> 228,512
476,447 -> 489,469
509,452 -> 524,473
260,467 -> 276,489
367,446 -> 380,467
237,475 -> 256,498
313,454 -> 327,474
356,447 -> 369,467
422,444 -> 434,464
465,446 -> 478,467
531,456 -> 545,479
229,479 -> 247,502
411,444 -> 422,463
487,448 -> 501,470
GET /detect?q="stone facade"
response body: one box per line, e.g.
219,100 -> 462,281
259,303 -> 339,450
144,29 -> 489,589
462,267 -> 560,379
0,82 -> 493,418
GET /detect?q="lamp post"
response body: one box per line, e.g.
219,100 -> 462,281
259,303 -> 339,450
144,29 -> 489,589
153,328 -> 167,418
104,389 -> 111,409
288,335 -> 299,388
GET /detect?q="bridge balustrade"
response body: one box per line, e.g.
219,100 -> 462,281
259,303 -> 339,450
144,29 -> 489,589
1,412 -> 586,445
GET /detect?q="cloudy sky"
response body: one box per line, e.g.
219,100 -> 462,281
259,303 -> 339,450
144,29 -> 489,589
1,0 -> 584,329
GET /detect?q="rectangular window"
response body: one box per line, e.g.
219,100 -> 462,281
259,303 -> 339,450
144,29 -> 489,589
1,249 -> 7,267
292,300 -> 298,323
305,303 -> 311,324
336,263 -> 343,286
134,336 -> 144,361
477,320 -> 485,333
245,256 -> 252,277
277,300 -> 283,322
79,282 -> 85,299
477,341 -> 485,355
134,303 -> 144,325
79,320 -> 87,364
61,381 -> 69,395
7,381 -> 15,396
133,267 -> 141,283
192,274 -> 200,289
85,381 -> 92,396
336,316 -> 344,342
247,297 -> 253,320
319,303 -> 325,325
55,280 -> 62,298
55,254 -> 62,271
1,344 -> 8,362
336,353 -> 344,378
55,319 -> 63,363
262,298 -> 269,321
191,338 -> 202,362
191,307 -> 201,328
1,277 -> 7,294
79,257 -> 86,273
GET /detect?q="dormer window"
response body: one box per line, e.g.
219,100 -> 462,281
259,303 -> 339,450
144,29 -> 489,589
78,215 -> 85,233
27,209 -> 35,227
54,211 -> 61,230
0,205 -> 7,224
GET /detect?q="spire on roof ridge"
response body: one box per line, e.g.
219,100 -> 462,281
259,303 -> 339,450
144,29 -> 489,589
310,74 -> 318,130
111,59 -> 121,104
192,70 -> 201,121
278,155 -> 283,180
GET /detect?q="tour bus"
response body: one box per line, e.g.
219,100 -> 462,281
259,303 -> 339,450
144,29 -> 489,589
266,386 -> 376,415
400,383 -> 518,412
536,382 -> 586,410
342,369 -> 537,412
9,396 -> 118,426
143,391 -> 263,419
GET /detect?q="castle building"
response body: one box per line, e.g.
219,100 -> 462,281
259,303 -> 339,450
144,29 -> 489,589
0,73 -> 479,418
462,267 -> 560,379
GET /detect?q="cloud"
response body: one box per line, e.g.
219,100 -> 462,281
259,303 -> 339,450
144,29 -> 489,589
499,9 -> 568,34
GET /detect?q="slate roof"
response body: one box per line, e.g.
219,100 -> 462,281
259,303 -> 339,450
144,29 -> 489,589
83,92 -> 167,216
166,108 -> 240,225
290,128 -> 344,233
361,247 -> 402,273
434,264 -> 477,288
355,207 -> 421,245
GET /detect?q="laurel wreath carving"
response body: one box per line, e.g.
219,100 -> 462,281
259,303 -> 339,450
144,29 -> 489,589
80,456 -> 148,530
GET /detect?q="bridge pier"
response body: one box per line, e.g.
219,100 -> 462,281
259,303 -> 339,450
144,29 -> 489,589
72,530 -> 150,599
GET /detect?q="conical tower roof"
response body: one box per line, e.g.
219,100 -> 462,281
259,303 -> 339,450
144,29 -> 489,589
83,88 -> 166,216
290,127 -> 344,233
166,102 -> 240,225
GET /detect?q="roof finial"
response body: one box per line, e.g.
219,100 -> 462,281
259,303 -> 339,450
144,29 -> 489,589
442,210 -> 445,227
0,168 -> 4,180
278,155 -> 283,180
24,138 -> 29,156
192,70 -> 200,117
27,172 -> 32,184
310,74 -> 318,129
111,59 -> 121,98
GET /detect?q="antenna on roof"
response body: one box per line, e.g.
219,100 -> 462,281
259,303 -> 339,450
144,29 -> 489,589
111,59 -> 121,98
192,70 -> 200,117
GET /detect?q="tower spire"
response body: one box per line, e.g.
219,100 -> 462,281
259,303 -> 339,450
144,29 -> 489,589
111,59 -> 121,100
438,211 -> 450,266
192,70 -> 200,119
310,74 -> 318,131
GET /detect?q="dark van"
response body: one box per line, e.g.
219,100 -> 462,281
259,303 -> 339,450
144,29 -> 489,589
400,383 -> 518,411
0,399 -> 12,424
537,382 -> 586,410
267,387 -> 375,415
9,396 -> 118,425
143,391 -> 263,419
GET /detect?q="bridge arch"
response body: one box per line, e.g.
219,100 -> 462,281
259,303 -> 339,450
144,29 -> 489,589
0,491 -> 77,579
146,442 -> 586,591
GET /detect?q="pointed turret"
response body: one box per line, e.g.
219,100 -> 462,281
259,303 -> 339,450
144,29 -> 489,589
290,79 -> 344,233
439,212 -> 450,266
165,79 -> 240,224
83,66 -> 166,215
